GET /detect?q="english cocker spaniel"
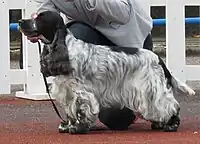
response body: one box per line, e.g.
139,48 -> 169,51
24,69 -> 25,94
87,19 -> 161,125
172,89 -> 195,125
19,11 -> 195,134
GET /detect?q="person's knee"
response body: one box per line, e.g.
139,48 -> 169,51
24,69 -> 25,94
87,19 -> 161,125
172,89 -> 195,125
67,22 -> 115,46
68,23 -> 89,40
68,22 -> 98,44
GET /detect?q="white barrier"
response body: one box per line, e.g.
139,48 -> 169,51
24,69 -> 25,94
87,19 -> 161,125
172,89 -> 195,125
0,0 -> 49,100
0,0 -> 200,100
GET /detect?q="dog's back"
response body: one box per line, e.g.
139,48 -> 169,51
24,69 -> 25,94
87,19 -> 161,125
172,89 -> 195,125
76,44 -> 195,110
109,46 -> 195,96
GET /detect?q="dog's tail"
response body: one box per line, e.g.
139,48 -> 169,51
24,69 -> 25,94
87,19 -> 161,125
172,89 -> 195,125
158,57 -> 195,96
171,76 -> 195,96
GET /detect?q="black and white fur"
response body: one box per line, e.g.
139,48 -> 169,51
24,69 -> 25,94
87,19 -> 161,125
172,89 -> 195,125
19,11 -> 195,134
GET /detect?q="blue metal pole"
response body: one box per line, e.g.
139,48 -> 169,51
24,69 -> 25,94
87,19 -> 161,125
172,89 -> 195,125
9,17 -> 200,31
185,17 -> 200,25
153,17 -> 200,26
10,23 -> 19,31
153,19 -> 165,26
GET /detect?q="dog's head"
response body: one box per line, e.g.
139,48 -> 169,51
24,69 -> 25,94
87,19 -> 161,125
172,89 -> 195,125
18,11 -> 65,44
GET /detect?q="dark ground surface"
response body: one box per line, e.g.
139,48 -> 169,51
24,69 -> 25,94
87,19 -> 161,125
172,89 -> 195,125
0,90 -> 200,144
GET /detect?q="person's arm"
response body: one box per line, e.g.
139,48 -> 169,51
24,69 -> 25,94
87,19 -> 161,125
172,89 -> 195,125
35,0 -> 60,14
86,0 -> 131,25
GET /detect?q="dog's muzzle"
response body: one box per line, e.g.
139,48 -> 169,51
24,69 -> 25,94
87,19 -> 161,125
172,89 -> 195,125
18,19 -> 38,37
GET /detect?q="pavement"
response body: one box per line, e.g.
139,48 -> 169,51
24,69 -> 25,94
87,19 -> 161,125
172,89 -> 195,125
0,37 -> 200,144
0,90 -> 200,144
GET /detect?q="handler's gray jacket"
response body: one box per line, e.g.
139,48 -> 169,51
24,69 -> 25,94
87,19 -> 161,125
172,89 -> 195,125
35,0 -> 153,48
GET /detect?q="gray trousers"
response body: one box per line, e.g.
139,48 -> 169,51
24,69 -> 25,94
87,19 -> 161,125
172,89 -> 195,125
67,22 -> 153,50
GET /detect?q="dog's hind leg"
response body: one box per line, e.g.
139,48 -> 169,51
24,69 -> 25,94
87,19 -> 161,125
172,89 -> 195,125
159,96 -> 181,132
138,87 -> 181,132
150,91 -> 181,132
163,115 -> 180,132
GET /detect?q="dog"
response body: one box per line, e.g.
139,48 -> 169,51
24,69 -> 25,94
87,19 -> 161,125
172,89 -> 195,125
18,11 -> 195,134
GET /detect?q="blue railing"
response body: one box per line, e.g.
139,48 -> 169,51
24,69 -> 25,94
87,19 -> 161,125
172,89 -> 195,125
153,17 -> 200,26
9,17 -> 200,31
10,23 -> 19,31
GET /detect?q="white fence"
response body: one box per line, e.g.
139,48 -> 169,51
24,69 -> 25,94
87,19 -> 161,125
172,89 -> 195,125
0,0 -> 200,100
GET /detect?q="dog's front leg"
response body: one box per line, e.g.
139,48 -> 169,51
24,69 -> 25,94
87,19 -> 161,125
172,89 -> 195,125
58,121 -> 69,133
68,119 -> 91,134
58,114 -> 75,133
53,77 -> 100,134
68,90 -> 100,134
58,117 -> 87,134
58,115 -> 85,134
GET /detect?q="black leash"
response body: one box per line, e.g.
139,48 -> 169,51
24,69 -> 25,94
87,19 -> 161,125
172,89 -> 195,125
37,41 -> 67,123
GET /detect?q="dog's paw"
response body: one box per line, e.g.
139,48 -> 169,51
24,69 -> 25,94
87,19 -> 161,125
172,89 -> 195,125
163,116 -> 180,132
151,122 -> 165,130
68,121 -> 89,134
163,124 -> 179,132
58,122 -> 69,133
68,125 -> 78,134
68,125 -> 89,134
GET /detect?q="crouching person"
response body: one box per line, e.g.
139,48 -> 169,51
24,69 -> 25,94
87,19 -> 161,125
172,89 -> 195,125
23,0 -> 153,131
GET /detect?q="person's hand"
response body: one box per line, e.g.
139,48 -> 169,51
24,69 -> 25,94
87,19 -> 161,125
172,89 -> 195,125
27,36 -> 39,43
